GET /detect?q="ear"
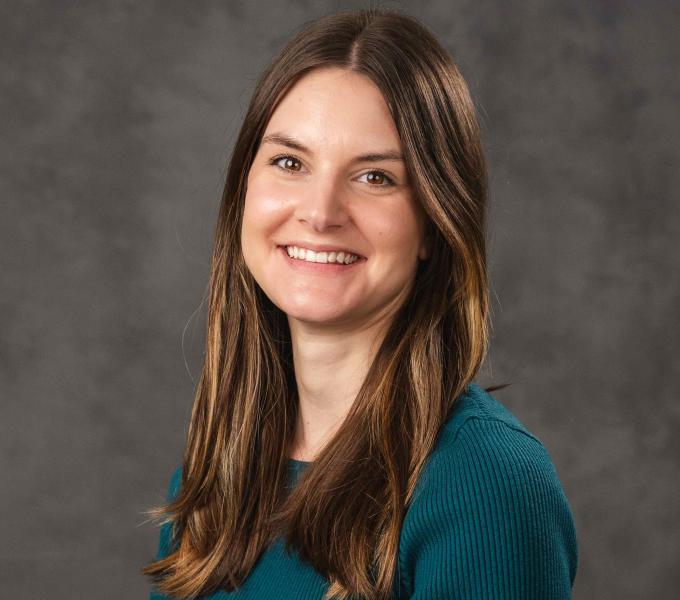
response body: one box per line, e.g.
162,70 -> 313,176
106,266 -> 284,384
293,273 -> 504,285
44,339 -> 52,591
418,241 -> 428,261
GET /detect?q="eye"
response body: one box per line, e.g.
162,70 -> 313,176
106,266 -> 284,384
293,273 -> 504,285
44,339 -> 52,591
269,154 -> 304,173
357,170 -> 396,188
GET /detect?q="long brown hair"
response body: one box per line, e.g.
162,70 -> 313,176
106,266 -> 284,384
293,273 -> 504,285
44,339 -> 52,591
142,7 -> 509,600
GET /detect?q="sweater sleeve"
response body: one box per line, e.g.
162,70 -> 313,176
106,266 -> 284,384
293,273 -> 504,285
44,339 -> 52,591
154,466 -> 183,561
149,467 -> 183,600
399,418 -> 578,599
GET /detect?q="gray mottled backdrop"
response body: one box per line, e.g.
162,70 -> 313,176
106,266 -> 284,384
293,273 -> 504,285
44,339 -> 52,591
1,1 -> 678,598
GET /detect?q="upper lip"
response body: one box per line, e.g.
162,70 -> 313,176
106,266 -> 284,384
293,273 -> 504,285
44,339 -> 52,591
278,241 -> 365,258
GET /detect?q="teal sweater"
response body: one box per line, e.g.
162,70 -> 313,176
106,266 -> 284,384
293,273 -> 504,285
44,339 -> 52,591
150,383 -> 578,599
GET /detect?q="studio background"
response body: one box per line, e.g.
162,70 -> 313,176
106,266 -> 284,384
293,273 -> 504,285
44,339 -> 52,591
1,1 -> 678,598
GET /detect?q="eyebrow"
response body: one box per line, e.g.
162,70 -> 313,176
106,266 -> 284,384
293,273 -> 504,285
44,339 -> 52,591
261,132 -> 404,163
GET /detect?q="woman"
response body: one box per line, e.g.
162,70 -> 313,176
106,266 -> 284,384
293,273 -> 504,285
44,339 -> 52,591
143,8 -> 578,600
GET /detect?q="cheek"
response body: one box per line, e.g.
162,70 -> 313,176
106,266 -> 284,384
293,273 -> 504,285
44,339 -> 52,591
368,200 -> 424,255
242,177 -> 290,236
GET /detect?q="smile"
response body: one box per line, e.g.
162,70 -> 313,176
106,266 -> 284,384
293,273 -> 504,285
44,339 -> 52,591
285,245 -> 359,264
277,245 -> 366,272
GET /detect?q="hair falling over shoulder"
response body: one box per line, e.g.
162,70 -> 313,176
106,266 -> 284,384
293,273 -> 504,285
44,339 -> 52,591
142,7 -> 508,600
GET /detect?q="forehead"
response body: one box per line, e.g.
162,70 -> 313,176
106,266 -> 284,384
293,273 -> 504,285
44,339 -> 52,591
264,67 -> 402,151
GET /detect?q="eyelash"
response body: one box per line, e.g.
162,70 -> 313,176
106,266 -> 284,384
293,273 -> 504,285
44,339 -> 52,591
267,154 -> 397,188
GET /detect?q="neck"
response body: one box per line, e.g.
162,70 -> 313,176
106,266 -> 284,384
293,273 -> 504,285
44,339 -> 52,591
286,315 -> 389,462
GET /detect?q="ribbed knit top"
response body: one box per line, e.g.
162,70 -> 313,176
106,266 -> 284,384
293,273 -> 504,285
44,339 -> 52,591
149,383 -> 578,599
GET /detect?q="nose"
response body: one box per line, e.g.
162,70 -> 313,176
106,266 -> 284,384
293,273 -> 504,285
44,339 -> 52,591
294,172 -> 350,232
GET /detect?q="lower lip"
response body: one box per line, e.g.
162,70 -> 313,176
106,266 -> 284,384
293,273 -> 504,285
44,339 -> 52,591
278,246 -> 366,274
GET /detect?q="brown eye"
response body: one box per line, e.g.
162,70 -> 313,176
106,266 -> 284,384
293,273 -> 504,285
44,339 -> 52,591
359,170 -> 396,187
367,172 -> 385,185
270,155 -> 303,172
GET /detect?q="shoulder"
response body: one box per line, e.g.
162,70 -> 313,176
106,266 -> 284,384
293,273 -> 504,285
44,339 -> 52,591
397,383 -> 578,598
434,382 -> 544,450
430,383 -> 562,484
416,383 -> 563,505
410,384 -> 573,519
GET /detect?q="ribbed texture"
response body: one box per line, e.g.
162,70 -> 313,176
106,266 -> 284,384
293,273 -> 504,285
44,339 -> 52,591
149,384 -> 578,599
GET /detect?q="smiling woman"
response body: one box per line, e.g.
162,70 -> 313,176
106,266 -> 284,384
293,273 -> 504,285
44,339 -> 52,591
142,7 -> 577,600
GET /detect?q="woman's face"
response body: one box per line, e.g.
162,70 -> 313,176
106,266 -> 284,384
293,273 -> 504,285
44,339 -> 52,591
241,67 -> 428,329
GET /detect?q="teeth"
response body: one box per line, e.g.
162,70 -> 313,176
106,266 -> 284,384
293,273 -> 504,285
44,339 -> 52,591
285,245 -> 359,264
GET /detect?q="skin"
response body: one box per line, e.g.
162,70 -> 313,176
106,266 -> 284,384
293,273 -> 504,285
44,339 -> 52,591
241,67 -> 429,461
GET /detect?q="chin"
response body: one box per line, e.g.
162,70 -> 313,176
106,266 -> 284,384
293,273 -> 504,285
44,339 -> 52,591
278,300 -> 350,324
